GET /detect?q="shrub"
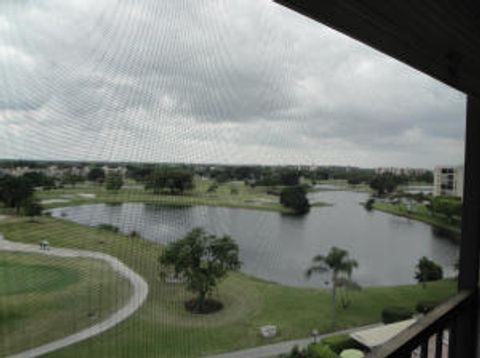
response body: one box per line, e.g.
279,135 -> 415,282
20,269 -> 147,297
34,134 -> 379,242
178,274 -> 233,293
207,182 -> 218,193
129,231 -> 141,238
364,198 -> 375,211
97,224 -> 119,233
279,344 -> 340,358
414,257 -> 443,286
415,300 -> 440,314
308,343 -> 340,358
321,334 -> 364,354
381,306 -> 414,324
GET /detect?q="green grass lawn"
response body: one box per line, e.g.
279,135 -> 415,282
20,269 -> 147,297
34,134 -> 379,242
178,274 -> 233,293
35,178 -> 331,213
0,260 -> 78,295
0,217 -> 457,358
308,180 -> 373,193
0,250 -> 132,357
372,201 -> 461,237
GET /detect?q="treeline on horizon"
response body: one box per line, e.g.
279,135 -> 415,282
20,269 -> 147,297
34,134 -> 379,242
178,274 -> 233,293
0,159 -> 434,185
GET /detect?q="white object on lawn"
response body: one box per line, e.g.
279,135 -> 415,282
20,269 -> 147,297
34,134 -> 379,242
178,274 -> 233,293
260,325 -> 277,338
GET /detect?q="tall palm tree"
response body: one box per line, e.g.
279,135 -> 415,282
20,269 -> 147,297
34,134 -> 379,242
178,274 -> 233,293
306,246 -> 358,326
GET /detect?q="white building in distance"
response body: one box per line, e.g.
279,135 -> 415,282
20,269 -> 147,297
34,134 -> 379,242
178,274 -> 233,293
375,167 -> 429,176
433,165 -> 464,199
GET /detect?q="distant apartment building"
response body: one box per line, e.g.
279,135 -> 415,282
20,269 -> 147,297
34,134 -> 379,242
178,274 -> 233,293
102,165 -> 127,178
375,167 -> 429,176
1,166 -> 34,177
433,165 -> 464,199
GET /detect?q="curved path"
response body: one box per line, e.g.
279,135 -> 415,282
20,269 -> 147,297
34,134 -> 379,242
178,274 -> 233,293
0,234 -> 149,358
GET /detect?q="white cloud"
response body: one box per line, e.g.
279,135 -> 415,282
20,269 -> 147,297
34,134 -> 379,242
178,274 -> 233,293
0,0 -> 466,167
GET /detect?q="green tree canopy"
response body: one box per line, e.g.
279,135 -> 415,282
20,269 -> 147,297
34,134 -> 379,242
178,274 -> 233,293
369,175 -> 405,196
145,168 -> 194,195
22,171 -> 55,189
431,196 -> 462,222
159,228 -> 241,312
0,175 -> 34,213
23,198 -> 43,221
415,256 -> 443,287
105,172 -> 124,192
87,167 -> 105,183
280,186 -> 310,214
62,174 -> 84,187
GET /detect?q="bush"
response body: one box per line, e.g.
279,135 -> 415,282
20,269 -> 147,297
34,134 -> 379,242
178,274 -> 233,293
308,343 -> 340,358
321,334 -> 364,354
207,182 -> 218,193
129,231 -> 141,238
279,344 -> 339,358
415,300 -> 440,314
97,224 -> 119,233
381,306 -> 414,324
364,198 -> 375,211
414,257 -> 443,285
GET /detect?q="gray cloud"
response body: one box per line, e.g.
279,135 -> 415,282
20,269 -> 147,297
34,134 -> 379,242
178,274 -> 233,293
0,0 -> 466,167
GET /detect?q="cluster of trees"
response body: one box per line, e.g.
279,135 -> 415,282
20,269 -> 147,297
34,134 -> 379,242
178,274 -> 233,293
145,168 -> 194,195
0,175 -> 43,218
87,167 -> 106,183
105,172 -> 124,192
84,167 -> 125,192
62,173 -> 85,187
0,175 -> 34,213
208,166 -> 263,183
280,186 -> 310,214
410,171 -> 434,183
206,166 -> 301,187
369,174 -> 407,196
126,165 -> 155,182
255,170 -> 300,187
22,171 -> 56,189
430,196 -> 462,222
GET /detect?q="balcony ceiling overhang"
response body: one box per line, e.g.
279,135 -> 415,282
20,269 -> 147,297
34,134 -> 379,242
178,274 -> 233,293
274,1 -> 480,98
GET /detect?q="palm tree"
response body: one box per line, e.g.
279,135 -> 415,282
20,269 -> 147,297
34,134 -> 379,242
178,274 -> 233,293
306,246 -> 358,326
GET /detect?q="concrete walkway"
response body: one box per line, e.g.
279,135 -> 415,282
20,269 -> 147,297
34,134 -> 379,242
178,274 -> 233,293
203,323 -> 381,358
0,234 -> 149,358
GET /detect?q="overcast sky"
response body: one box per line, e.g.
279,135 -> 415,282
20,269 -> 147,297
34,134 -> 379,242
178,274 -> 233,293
0,0 -> 466,168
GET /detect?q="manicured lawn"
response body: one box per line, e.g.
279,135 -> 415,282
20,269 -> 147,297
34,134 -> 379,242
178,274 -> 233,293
0,260 -> 78,295
308,180 -> 373,193
35,178 -> 331,213
372,201 -> 460,237
0,250 -> 132,357
0,217 -> 457,358
36,179 -> 290,213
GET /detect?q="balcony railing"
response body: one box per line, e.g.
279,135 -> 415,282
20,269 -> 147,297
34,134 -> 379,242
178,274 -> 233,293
367,290 -> 476,357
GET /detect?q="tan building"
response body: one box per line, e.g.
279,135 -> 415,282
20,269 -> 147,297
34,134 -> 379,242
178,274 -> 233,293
433,165 -> 464,199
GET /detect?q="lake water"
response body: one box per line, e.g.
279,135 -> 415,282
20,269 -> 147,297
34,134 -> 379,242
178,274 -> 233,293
49,190 -> 458,287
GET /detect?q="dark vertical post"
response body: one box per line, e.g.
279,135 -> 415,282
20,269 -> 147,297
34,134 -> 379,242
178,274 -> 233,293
456,95 -> 480,357
435,332 -> 443,358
